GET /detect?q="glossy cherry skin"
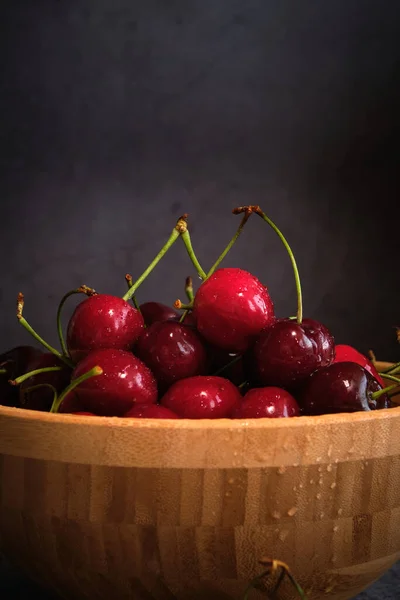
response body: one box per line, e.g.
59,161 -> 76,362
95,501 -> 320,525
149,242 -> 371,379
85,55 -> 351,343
299,361 -> 391,415
67,294 -> 144,363
333,344 -> 385,386
135,321 -> 207,391
160,375 -> 242,419
0,346 -> 43,407
20,353 -> 72,412
123,404 -> 179,419
232,387 -> 300,418
253,317 -> 335,389
71,348 -> 157,416
139,302 -> 178,326
193,268 -> 275,353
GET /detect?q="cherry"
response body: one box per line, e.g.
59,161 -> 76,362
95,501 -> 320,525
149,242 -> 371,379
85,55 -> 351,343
0,345 -> 42,407
70,348 -> 157,416
123,404 -> 179,419
139,302 -> 178,326
299,361 -> 392,415
253,318 -> 335,389
208,346 -> 245,386
333,344 -> 385,386
71,411 -> 96,416
160,375 -> 242,418
66,294 -> 144,363
135,320 -> 207,392
232,387 -> 300,418
192,268 -> 275,353
58,390 -> 86,413
19,352 -> 72,411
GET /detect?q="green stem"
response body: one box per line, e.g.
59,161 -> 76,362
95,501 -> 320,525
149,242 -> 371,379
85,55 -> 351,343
207,209 -> 252,278
242,569 -> 270,600
17,293 -> 73,368
125,274 -> 141,311
286,571 -> 307,599
213,354 -> 242,377
57,286 -> 96,356
20,383 -> 57,407
255,207 -> 303,324
378,373 -> 400,385
181,230 -> 207,280
381,361 -> 400,375
123,217 -> 186,301
0,368 -> 6,375
50,365 -> 103,413
185,276 -> 194,302
372,382 -> 400,400
179,309 -> 189,324
10,366 -> 63,386
270,567 -> 286,598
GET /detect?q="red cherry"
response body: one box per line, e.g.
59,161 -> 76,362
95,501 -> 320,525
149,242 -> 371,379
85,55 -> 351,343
66,294 -> 144,363
333,344 -> 385,386
71,411 -> 96,416
19,352 -> 72,412
58,389 -> 85,413
123,404 -> 179,419
193,268 -> 275,353
135,321 -> 207,391
71,348 -> 157,416
160,375 -> 241,418
139,302 -> 178,326
253,317 -> 335,389
232,387 -> 300,418
299,361 -> 391,415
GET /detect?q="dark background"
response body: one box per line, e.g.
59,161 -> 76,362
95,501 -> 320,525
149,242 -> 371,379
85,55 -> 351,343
0,2 -> 400,598
1,0 -> 399,360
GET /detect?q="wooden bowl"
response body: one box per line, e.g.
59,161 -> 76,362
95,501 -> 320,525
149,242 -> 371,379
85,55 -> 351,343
1,364 -> 400,600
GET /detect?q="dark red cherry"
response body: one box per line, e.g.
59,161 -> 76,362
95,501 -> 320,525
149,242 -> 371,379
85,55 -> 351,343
139,301 -> 178,326
58,389 -> 85,413
66,294 -> 144,363
20,352 -> 72,412
0,346 -> 43,407
333,344 -> 385,386
192,268 -> 275,353
299,361 -> 391,415
71,348 -> 157,416
160,375 -> 242,419
135,321 -> 207,391
123,404 -> 179,419
232,387 -> 300,418
253,317 -> 335,389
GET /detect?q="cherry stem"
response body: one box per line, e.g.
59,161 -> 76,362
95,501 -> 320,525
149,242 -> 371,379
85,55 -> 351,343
254,206 -> 303,324
238,381 -> 248,389
207,208 -> 253,278
213,354 -> 242,377
185,276 -> 194,302
17,293 -> 74,368
9,366 -> 63,386
125,274 -> 141,311
174,300 -> 193,310
0,369 -> 6,375
377,373 -> 400,385
179,310 -> 190,324
50,365 -> 103,413
20,383 -> 58,407
242,559 -> 307,599
181,229 -> 207,280
372,380 -> 400,400
123,216 -> 187,302
381,361 -> 400,375
57,285 -> 97,357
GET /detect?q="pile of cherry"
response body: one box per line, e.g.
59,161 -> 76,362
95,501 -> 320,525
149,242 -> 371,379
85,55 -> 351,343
1,206 -> 399,420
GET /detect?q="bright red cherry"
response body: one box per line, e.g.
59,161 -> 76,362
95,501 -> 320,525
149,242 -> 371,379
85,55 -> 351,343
139,301 -> 178,326
193,268 -> 275,353
232,387 -> 300,418
123,404 -> 179,419
253,317 -> 335,389
135,321 -> 207,391
160,375 -> 242,418
66,294 -> 144,363
20,352 -> 72,412
71,348 -> 157,416
299,361 -> 391,415
333,344 -> 385,386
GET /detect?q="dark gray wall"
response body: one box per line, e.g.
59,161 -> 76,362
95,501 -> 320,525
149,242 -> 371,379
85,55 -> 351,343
1,0 -> 399,360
